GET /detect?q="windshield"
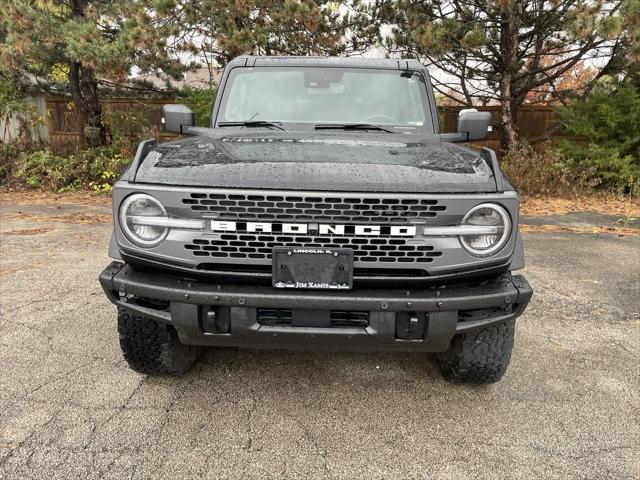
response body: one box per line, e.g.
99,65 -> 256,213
216,67 -> 434,133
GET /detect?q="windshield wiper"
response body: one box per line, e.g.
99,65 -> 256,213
218,121 -> 285,131
314,123 -> 397,134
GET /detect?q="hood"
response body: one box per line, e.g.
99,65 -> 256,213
134,130 -> 498,193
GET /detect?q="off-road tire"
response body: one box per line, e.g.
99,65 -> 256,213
436,319 -> 515,384
117,308 -> 201,375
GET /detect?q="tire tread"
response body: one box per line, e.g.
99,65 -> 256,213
117,308 -> 199,375
437,319 -> 515,384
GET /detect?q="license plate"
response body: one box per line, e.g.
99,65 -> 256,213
272,247 -> 353,290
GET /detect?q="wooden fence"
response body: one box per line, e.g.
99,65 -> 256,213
45,95 -> 175,151
43,95 -> 560,155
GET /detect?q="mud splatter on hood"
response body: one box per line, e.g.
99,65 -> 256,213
135,130 -> 498,193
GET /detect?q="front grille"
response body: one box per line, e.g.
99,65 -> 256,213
118,186 -> 518,279
185,233 -> 443,263
182,193 -> 446,224
257,309 -> 369,328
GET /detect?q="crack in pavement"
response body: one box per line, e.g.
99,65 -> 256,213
292,417 -> 332,478
1,358 -> 100,411
83,376 -> 148,451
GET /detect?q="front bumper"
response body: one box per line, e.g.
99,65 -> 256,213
99,262 -> 532,352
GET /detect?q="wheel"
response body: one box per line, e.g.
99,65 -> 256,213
436,319 -> 515,384
117,308 -> 201,375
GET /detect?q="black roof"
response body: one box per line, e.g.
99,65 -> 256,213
227,55 -> 426,71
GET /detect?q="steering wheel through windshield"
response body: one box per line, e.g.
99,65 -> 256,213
362,114 -> 398,124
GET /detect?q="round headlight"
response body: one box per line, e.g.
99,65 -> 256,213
119,193 -> 168,247
460,203 -> 511,256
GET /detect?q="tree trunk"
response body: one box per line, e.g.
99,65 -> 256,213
67,0 -> 106,147
499,80 -> 518,152
68,61 -> 106,147
498,0 -> 522,153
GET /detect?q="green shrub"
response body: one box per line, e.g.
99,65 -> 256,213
501,141 -> 595,197
0,142 -> 20,183
556,80 -> 640,191
176,87 -> 218,126
2,139 -> 134,193
13,149 -> 70,190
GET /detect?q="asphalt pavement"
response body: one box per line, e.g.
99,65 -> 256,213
0,198 -> 638,479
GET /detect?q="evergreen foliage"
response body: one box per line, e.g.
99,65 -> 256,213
557,79 -> 640,188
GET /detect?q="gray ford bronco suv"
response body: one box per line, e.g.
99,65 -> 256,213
99,56 -> 532,384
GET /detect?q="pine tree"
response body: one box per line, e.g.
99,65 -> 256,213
170,0 -> 380,70
0,0 -> 184,146
383,0 -> 632,151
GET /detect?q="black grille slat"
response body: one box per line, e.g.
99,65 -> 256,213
257,309 -> 369,328
257,309 -> 292,325
330,311 -> 369,328
184,233 -> 442,263
183,193 -> 446,224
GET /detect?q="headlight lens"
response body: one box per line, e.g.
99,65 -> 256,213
119,194 -> 168,247
460,203 -> 511,256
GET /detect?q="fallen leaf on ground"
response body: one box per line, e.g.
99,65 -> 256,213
8,213 -> 111,224
0,267 -> 27,277
3,227 -> 54,236
521,196 -> 640,217
520,224 -> 640,235
0,189 -> 111,207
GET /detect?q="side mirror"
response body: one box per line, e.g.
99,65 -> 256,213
457,108 -> 492,141
162,104 -> 195,133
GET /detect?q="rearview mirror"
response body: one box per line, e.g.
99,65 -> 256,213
162,104 -> 195,133
457,109 -> 492,141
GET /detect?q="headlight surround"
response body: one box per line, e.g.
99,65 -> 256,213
460,203 -> 511,256
119,193 -> 168,247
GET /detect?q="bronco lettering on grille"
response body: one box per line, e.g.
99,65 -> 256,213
210,221 -> 417,237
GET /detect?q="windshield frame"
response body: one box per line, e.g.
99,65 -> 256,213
212,65 -> 438,134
